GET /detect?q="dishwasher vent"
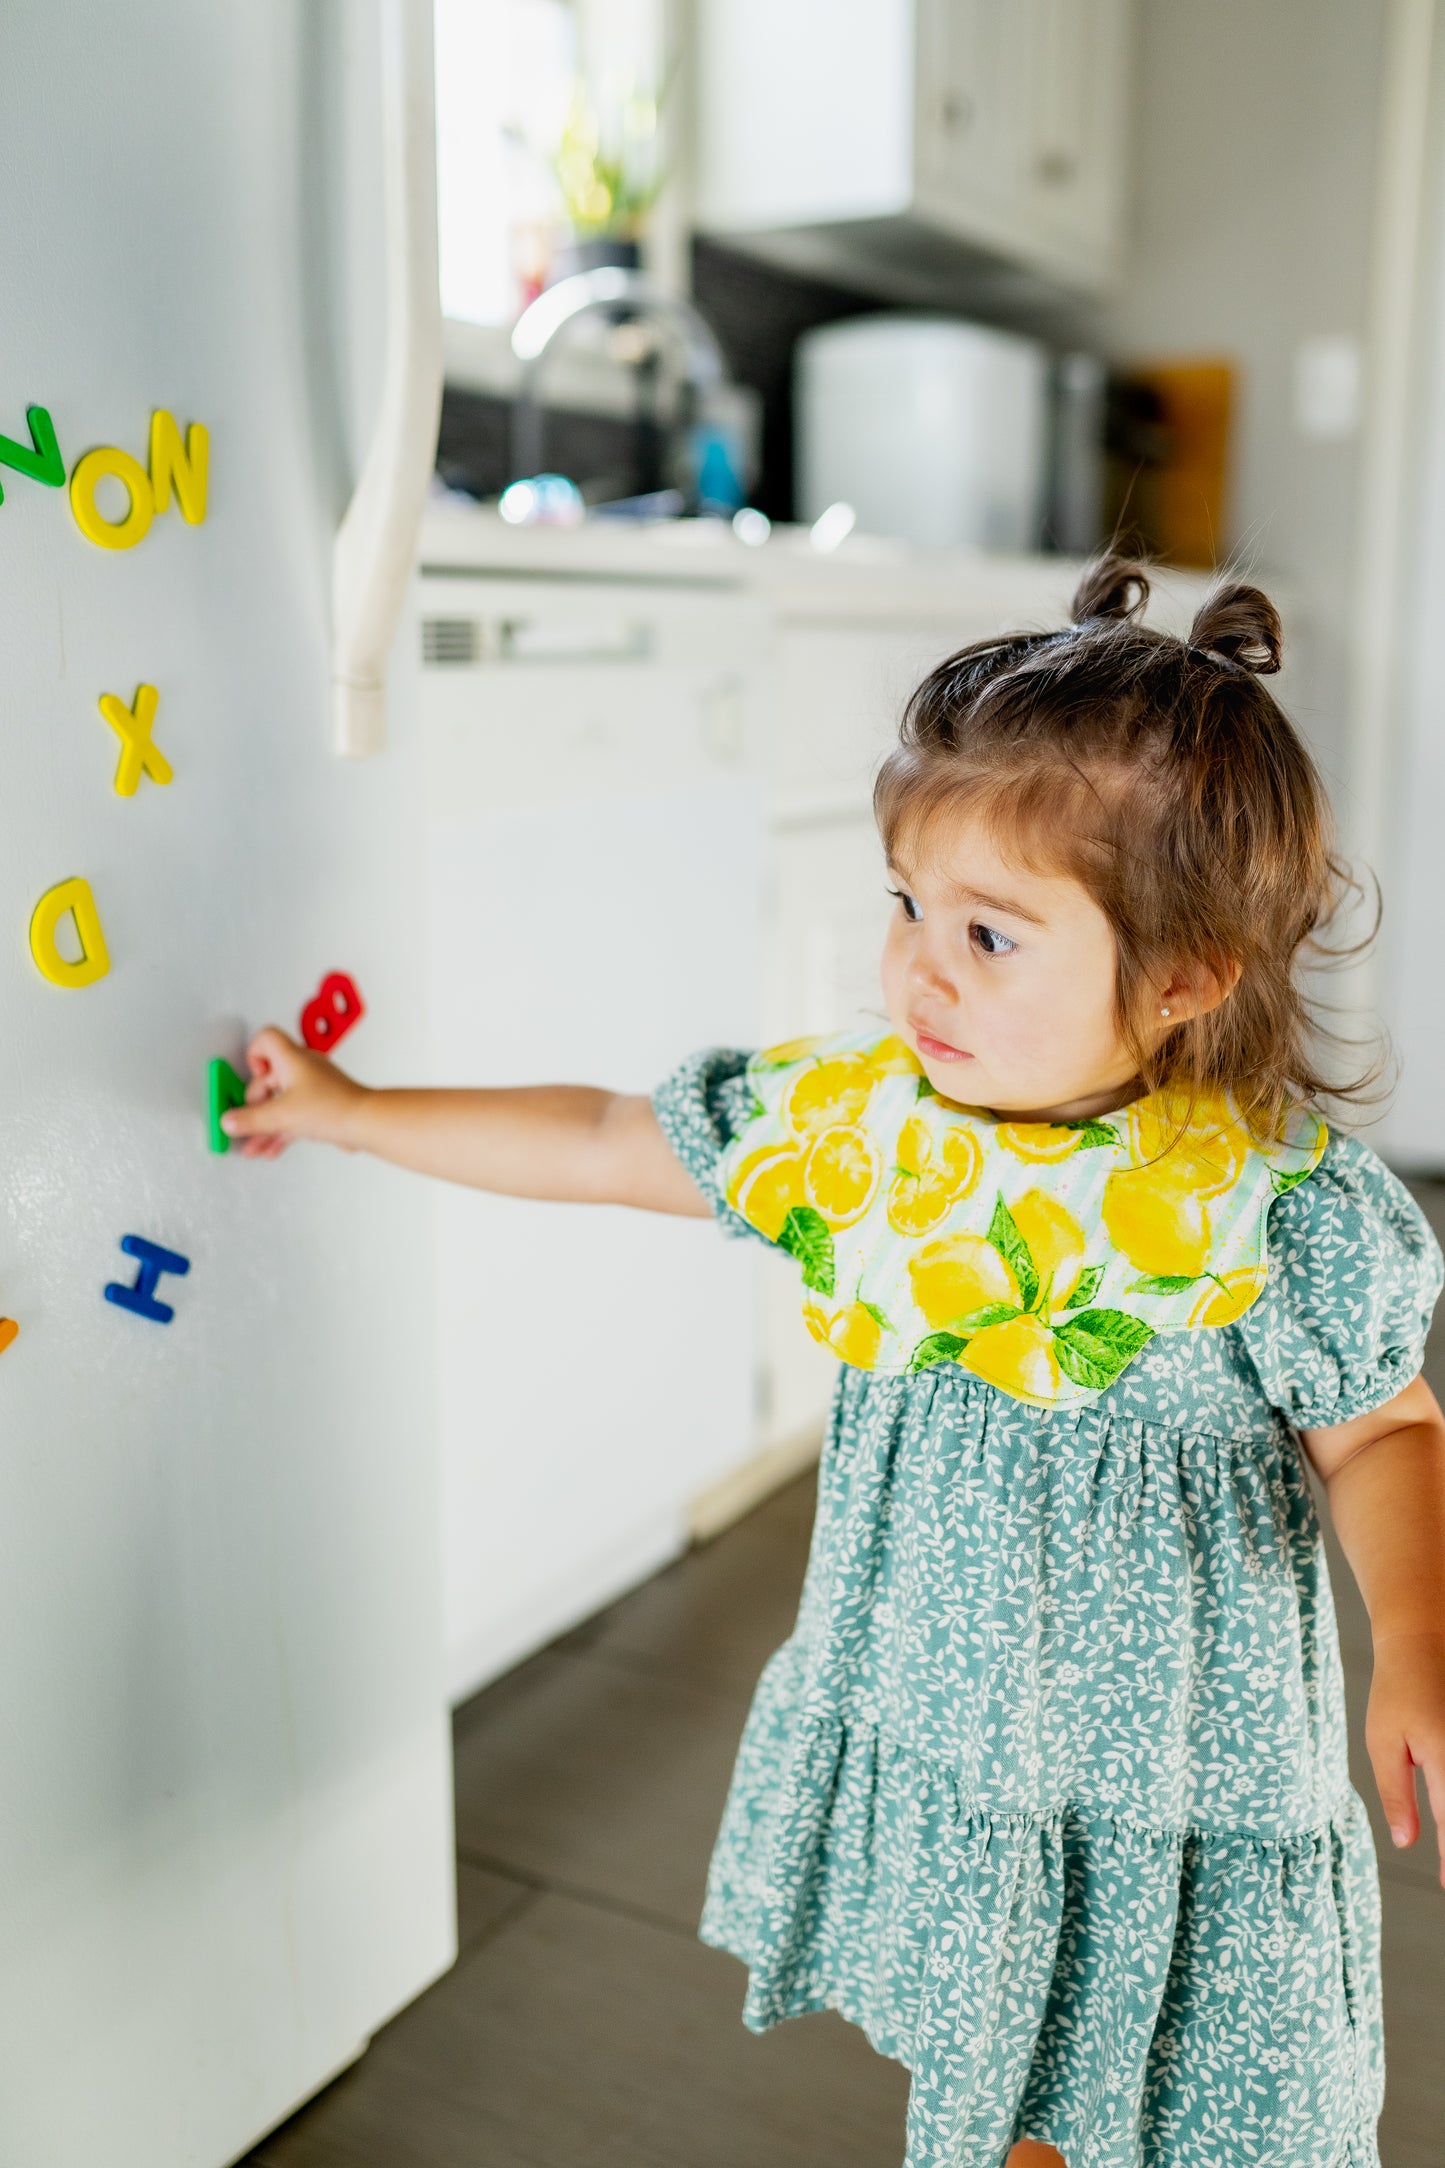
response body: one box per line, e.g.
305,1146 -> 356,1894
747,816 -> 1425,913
421,616 -> 480,666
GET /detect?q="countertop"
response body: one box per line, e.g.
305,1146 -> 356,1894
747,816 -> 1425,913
416,501 -> 1215,632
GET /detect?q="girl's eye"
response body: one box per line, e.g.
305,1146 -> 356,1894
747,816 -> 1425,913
972,922 -> 1016,958
888,887 -> 922,923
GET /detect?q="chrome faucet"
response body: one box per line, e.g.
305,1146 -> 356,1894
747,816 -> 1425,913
508,265 -> 727,490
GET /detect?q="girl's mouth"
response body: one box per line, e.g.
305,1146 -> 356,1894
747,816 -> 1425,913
912,1024 -> 973,1064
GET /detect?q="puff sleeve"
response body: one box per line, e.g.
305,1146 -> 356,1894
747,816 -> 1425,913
651,1046 -> 768,1242
1235,1132 -> 1443,1431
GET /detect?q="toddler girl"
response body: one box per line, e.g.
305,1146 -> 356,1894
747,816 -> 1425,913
225,557 -> 1445,2168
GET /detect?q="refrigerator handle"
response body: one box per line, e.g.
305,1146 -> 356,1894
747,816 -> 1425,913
332,0 -> 443,759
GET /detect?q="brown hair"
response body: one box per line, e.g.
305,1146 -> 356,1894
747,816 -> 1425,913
873,554 -> 1380,1143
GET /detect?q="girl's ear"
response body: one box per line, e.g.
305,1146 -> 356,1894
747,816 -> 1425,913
1157,955 -> 1242,1023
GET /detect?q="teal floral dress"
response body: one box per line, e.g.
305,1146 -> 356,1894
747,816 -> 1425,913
652,1028 -> 1444,2168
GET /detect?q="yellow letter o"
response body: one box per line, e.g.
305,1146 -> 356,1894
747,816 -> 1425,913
69,447 -> 155,551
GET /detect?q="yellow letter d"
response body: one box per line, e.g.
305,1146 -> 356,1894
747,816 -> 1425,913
30,876 -> 111,988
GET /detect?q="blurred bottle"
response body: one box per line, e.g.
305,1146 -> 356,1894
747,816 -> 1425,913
1047,352 -> 1107,556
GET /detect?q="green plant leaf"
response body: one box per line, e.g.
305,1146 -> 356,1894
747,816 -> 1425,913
778,1205 -> 835,1296
986,1193 -> 1039,1310
1061,1263 -> 1105,1310
1126,1272 -> 1200,1295
1065,1119 -> 1120,1149
908,1330 -> 966,1373
1053,1308 -> 1155,1390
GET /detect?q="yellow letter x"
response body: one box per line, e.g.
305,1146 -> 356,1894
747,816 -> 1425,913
98,683 -> 172,797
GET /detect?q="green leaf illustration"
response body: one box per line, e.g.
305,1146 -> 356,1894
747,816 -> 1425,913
1061,1263 -> 1105,1310
1053,1307 -> 1155,1390
915,1074 -> 938,1100
743,1090 -> 767,1123
986,1193 -> 1039,1311
947,1301 -> 1021,1336
1126,1272 -> 1200,1295
858,1299 -> 893,1332
1271,1165 -> 1315,1196
778,1205 -> 835,1296
908,1330 -> 966,1373
1065,1119 -> 1120,1149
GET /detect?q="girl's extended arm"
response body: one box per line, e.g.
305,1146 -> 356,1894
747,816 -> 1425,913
219,1026 -> 711,1218
1302,1372 -> 1445,1880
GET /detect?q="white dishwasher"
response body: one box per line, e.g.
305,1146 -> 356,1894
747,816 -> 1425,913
397,557 -> 769,1704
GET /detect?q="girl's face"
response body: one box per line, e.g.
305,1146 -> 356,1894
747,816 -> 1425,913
880,807 -> 1150,1124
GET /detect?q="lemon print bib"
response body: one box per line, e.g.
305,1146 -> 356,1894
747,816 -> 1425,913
720,1025 -> 1328,1409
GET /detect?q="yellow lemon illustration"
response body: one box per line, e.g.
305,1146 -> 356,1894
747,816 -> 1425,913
1102,1167 -> 1211,1278
1126,1089 -> 1249,1196
1188,1265 -> 1267,1326
887,1175 -> 955,1237
867,1034 -> 923,1073
909,1234 -> 1018,1329
804,1124 -> 883,1227
727,1144 -> 806,1240
996,1119 -> 1082,1164
897,1114 -> 933,1179
934,1128 -> 984,1188
961,1314 -> 1061,1405
802,1300 -> 885,1366
758,1033 -> 824,1068
782,1054 -> 876,1139
1010,1190 -> 1087,1310
887,1123 -> 984,1236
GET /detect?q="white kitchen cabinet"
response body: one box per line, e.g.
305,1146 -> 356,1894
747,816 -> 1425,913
404,561 -> 770,1703
696,0 -> 1134,297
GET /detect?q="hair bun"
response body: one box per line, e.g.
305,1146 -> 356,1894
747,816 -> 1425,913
1070,555 -> 1150,626
1188,582 -> 1282,675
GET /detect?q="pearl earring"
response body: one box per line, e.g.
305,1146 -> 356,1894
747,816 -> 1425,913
1160,1005 -> 1171,1018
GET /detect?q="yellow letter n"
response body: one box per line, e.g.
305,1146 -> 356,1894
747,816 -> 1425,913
149,410 -> 208,524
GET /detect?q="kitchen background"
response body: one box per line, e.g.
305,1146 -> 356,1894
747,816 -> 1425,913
6,3 -> 1445,2165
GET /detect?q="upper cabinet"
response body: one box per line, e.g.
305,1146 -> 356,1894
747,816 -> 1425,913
695,0 -> 1134,298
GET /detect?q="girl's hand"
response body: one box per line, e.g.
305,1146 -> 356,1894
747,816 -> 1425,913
1365,1629 -> 1445,1882
221,1025 -> 366,1159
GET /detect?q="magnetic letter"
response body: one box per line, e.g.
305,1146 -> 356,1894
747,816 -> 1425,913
29,876 -> 110,988
0,404 -> 64,502
207,1058 -> 247,1154
69,445 -> 155,550
99,683 -> 171,796
104,1234 -> 190,1324
149,410 -> 208,524
300,971 -> 365,1053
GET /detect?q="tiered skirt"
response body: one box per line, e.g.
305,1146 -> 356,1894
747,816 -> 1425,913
697,1365 -> 1385,2168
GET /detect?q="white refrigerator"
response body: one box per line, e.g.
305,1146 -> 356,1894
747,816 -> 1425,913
0,3 -> 454,2162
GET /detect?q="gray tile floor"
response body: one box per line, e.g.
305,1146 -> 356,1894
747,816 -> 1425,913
244,1182 -> 1445,2168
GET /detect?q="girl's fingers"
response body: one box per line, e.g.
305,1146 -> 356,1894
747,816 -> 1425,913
1417,1740 -> 1445,1885
1368,1726 -> 1419,1848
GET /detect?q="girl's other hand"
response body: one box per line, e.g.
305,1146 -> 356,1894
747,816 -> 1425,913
1365,1628 -> 1445,1884
221,1025 -> 366,1159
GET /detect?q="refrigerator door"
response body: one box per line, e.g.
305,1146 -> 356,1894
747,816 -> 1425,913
0,7 -> 452,2164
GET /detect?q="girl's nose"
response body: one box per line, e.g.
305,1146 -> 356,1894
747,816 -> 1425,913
908,939 -> 957,1003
